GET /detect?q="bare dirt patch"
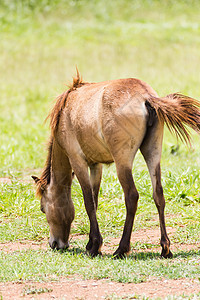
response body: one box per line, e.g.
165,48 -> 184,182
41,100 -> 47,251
0,278 -> 199,299
0,240 -> 48,253
0,178 -> 12,184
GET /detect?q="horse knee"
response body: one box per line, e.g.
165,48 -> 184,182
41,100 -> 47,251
156,184 -> 164,198
153,183 -> 165,208
126,188 -> 139,213
131,188 -> 139,202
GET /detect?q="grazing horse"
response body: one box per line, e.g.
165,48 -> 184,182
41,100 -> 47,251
32,72 -> 200,258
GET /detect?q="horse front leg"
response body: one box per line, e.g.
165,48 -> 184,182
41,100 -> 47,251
71,159 -> 103,257
113,165 -> 139,259
85,163 -> 103,252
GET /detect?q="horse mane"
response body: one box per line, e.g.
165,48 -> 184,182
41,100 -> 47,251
35,69 -> 85,196
35,137 -> 53,197
48,69 -> 86,135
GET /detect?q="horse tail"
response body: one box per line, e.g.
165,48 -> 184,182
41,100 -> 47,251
146,93 -> 200,145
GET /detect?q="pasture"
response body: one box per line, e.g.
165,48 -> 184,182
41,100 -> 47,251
0,0 -> 200,299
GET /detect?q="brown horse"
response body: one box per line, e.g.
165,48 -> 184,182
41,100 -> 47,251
32,72 -> 200,258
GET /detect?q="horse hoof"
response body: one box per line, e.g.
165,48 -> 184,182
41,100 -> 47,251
161,249 -> 173,259
113,245 -> 131,259
86,236 -> 103,256
112,250 -> 126,259
87,243 -> 102,258
86,239 -> 93,251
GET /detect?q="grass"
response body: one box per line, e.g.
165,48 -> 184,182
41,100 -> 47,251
0,248 -> 199,283
0,0 -> 200,298
22,285 -> 53,296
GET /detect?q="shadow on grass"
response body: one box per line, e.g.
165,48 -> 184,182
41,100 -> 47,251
117,249 -> 200,260
56,248 -> 160,260
67,247 -> 87,256
172,249 -> 200,258
109,249 -> 200,260
55,247 -> 87,256
105,251 -> 161,260
55,247 -> 200,261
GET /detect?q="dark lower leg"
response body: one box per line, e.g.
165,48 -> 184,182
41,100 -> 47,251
82,186 -> 103,256
72,165 -> 102,257
85,164 -> 102,253
156,204 -> 172,258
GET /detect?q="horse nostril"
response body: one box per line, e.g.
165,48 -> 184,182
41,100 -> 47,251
51,240 -> 58,250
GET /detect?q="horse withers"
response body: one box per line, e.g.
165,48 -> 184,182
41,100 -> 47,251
32,72 -> 200,258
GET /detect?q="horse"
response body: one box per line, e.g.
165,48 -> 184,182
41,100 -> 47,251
32,71 -> 200,259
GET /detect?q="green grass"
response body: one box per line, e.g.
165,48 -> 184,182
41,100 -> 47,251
0,1 -> 200,298
0,248 -> 199,283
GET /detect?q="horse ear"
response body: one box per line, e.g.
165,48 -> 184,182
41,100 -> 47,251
31,175 -> 40,184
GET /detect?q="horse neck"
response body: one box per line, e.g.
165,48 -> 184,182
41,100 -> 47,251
50,138 -> 72,203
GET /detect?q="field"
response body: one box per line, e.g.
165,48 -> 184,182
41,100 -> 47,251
0,0 -> 200,299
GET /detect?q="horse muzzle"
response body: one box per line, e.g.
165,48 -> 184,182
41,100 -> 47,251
49,237 -> 69,250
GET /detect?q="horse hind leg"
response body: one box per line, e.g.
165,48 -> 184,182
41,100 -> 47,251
113,162 -> 139,258
140,122 -> 173,258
